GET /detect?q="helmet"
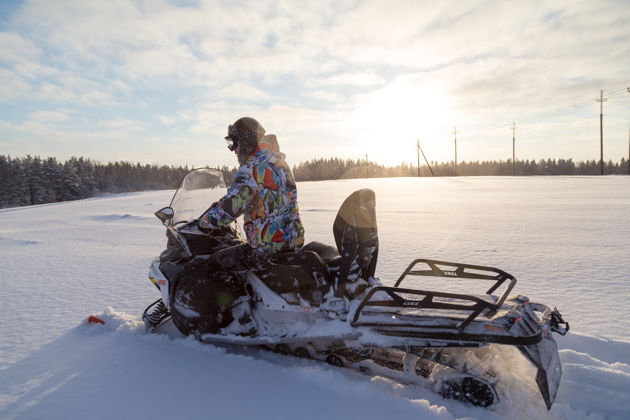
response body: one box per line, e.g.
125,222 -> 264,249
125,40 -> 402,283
225,117 -> 265,153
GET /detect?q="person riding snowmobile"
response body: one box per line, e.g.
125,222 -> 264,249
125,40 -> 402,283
198,117 -> 305,271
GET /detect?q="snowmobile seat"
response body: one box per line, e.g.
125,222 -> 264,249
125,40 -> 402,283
302,241 -> 341,262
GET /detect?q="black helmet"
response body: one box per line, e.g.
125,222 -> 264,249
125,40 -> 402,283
225,117 -> 265,153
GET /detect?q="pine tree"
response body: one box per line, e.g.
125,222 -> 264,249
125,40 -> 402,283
9,158 -> 30,207
0,155 -> 10,208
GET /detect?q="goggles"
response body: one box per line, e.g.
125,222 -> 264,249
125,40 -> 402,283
225,124 -> 239,151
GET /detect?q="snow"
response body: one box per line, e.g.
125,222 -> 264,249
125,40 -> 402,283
1,176 -> 629,419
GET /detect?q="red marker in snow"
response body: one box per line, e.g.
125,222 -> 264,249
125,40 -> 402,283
87,316 -> 105,325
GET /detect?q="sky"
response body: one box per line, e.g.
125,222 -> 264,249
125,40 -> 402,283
0,0 -> 629,169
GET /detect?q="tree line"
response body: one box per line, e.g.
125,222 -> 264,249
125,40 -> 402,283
0,154 -> 627,209
291,157 -> 629,180
0,155 -> 236,209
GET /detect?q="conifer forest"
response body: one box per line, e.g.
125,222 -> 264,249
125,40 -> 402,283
0,155 -> 628,209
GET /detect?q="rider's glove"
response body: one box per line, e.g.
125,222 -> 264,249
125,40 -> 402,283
197,217 -> 216,233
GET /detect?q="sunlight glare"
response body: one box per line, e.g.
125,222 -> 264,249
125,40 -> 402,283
351,80 -> 455,167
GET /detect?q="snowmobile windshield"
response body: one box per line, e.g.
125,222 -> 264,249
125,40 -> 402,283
169,168 -> 227,226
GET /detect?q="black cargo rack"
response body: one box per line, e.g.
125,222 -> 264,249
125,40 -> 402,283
351,259 -> 517,332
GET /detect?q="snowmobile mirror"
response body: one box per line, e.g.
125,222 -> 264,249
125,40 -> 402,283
155,207 -> 174,222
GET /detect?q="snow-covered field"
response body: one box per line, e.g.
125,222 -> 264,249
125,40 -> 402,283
1,176 -> 629,419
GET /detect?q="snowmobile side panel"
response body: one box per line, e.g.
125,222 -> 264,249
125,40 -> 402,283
248,273 -> 292,310
149,258 -> 170,309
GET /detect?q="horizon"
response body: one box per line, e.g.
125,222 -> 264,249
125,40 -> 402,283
1,1 -> 629,168
6,155 -> 630,176
2,151 -> 629,170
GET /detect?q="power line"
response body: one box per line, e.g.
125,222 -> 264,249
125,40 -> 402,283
426,84 -> 629,168
481,83 -> 630,133
463,84 -> 629,164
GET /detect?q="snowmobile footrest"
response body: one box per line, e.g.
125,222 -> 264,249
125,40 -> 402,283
142,299 -> 171,332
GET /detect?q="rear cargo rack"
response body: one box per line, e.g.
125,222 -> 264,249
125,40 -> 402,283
351,259 -> 517,332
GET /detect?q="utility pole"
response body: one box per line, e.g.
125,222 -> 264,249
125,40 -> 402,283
365,153 -> 368,178
416,139 -> 420,176
453,126 -> 458,175
597,90 -> 607,175
417,140 -> 435,176
512,122 -> 518,176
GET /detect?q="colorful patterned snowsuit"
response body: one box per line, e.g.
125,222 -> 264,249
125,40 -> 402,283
200,135 -> 304,253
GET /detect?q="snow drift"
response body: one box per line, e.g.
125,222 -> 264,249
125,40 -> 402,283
1,176 -> 629,419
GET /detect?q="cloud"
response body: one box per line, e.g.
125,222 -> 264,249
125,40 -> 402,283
303,90 -> 345,103
0,3 -> 584,90
159,116 -> 175,125
214,83 -> 274,101
181,101 -> 354,164
0,31 -> 41,63
98,118 -> 146,131
0,68 -> 33,100
1,0 -> 629,166
29,110 -> 70,121
309,72 -> 385,87
7,0 -> 628,90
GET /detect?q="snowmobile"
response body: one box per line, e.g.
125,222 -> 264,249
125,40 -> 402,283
143,168 -> 569,409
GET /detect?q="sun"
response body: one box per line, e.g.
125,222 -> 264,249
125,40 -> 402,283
350,79 -> 455,167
